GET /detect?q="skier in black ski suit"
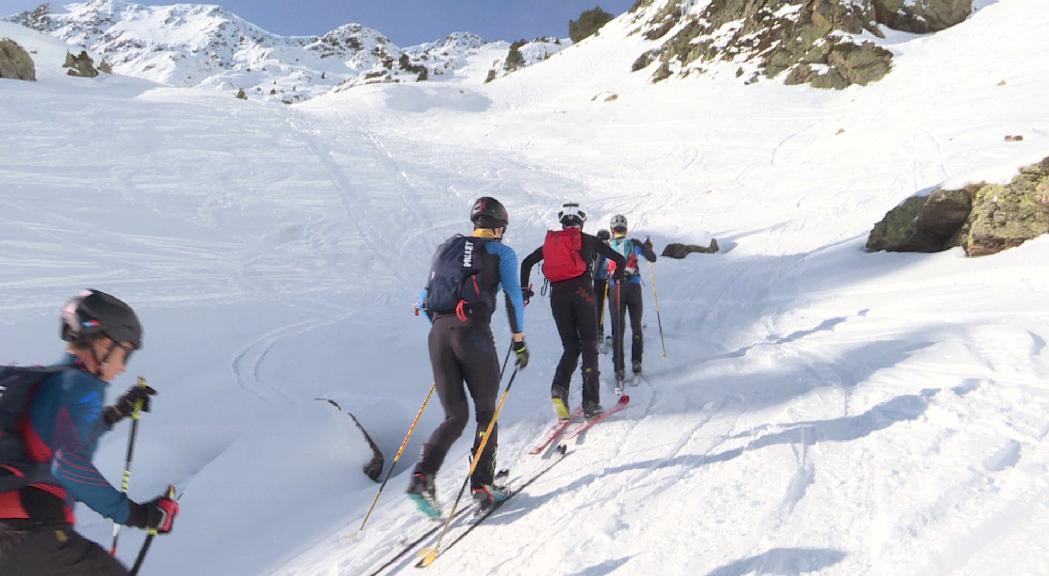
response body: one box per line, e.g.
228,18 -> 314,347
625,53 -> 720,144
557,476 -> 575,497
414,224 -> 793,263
520,203 -> 624,420
0,290 -> 177,576
408,197 -> 529,517
592,228 -> 613,348
607,214 -> 658,385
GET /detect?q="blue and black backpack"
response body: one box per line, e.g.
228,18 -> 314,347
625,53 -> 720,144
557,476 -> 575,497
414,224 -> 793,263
0,365 -> 64,491
425,235 -> 492,320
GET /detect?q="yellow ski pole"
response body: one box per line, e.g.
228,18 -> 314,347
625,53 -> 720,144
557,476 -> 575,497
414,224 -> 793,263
649,261 -> 667,357
416,363 -> 519,568
358,382 -> 436,533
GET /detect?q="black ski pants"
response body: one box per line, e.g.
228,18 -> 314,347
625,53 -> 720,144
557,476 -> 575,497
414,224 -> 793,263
611,281 -> 644,373
0,521 -> 128,576
550,278 -> 601,405
594,278 -> 613,338
418,315 -> 501,489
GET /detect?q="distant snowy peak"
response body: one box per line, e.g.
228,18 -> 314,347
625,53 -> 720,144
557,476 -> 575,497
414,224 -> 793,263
4,1 -> 569,101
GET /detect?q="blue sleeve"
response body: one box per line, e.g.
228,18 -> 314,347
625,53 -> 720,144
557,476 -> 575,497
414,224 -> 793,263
487,242 -> 525,332
52,376 -> 132,523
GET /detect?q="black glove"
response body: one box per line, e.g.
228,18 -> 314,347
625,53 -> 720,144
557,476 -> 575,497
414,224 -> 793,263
644,236 -> 654,251
512,340 -> 529,370
612,268 -> 625,281
103,384 -> 157,426
127,493 -> 179,533
522,285 -> 535,306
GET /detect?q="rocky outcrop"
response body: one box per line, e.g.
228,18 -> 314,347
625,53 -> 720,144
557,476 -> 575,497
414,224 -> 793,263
662,239 -> 720,259
633,0 -> 893,89
0,38 -> 36,81
872,0 -> 972,34
867,157 -> 1049,256
63,50 -> 99,77
630,0 -> 974,89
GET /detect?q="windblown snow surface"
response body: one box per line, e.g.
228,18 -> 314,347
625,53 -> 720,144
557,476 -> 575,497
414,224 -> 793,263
1,1 -> 1048,574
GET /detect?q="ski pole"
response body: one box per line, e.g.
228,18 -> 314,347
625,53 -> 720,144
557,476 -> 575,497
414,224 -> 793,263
129,484 -> 175,576
358,382 -> 436,533
417,362 -> 520,568
649,261 -> 667,357
111,376 -> 147,556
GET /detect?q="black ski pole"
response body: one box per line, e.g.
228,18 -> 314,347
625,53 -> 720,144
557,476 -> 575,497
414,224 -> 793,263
111,376 -> 147,556
129,484 -> 175,576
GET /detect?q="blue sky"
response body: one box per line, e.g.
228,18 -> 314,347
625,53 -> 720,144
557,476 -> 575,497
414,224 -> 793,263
1,1 -> 638,45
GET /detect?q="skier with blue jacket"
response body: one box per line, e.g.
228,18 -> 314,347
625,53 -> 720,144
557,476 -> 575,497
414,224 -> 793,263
607,215 -> 657,386
408,197 -> 529,517
0,290 -> 178,576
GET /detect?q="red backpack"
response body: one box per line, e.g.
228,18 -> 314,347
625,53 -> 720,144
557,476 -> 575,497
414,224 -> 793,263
543,228 -> 586,282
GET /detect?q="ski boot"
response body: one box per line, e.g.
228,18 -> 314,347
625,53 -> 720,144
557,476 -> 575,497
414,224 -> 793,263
471,484 -> 510,515
614,369 -> 626,395
583,399 -> 604,421
407,472 -> 441,520
631,361 -> 642,386
551,385 -> 570,420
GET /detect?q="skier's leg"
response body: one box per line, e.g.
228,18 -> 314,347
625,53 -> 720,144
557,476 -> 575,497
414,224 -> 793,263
416,318 -> 468,476
458,323 -> 501,489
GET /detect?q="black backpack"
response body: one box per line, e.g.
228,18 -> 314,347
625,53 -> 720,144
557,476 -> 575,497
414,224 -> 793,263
425,235 -> 491,319
0,365 -> 65,492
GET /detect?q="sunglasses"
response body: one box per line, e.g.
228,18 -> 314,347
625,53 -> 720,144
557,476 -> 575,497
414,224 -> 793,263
118,343 -> 136,362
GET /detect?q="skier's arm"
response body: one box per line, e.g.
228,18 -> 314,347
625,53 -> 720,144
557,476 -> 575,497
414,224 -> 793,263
633,238 -> 658,262
594,238 -> 626,277
53,382 -> 133,524
518,246 -> 543,289
488,242 -> 525,334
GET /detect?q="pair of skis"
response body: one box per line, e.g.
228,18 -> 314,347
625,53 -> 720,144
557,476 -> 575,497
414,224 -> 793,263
529,394 -> 631,456
366,446 -> 572,575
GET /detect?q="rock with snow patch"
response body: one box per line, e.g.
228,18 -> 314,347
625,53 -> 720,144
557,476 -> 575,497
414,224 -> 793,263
964,157 -> 1049,256
872,0 -> 973,34
866,187 -> 974,252
0,38 -> 36,81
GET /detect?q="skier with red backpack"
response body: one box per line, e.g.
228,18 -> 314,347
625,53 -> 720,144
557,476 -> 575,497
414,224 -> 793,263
520,203 -> 625,420
0,290 -> 177,575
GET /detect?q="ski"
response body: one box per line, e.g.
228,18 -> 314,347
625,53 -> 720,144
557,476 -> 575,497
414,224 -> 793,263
415,445 -> 573,568
528,407 -> 584,456
565,394 -> 630,440
365,506 -> 474,576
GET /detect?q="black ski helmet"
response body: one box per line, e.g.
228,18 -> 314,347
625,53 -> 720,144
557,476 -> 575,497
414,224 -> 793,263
61,289 -> 143,349
470,196 -> 509,229
596,229 -> 611,241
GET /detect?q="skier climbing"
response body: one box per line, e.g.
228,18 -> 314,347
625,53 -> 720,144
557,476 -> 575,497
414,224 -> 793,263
0,290 -> 178,576
520,202 -> 624,420
607,214 -> 658,387
408,197 -> 529,517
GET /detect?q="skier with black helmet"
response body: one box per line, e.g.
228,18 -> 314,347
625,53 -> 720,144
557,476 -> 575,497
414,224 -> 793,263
607,214 -> 657,388
520,203 -> 625,420
407,197 -> 528,517
0,290 -> 178,576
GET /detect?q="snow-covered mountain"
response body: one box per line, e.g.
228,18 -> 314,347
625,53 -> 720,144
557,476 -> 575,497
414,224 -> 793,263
1,0 -> 1049,575
4,0 -> 569,102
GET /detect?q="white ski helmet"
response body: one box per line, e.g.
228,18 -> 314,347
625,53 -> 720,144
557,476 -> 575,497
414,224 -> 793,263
558,202 -> 586,228
610,214 -> 627,233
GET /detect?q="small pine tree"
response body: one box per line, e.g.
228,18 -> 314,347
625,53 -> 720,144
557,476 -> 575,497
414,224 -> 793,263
569,6 -> 614,43
504,40 -> 526,72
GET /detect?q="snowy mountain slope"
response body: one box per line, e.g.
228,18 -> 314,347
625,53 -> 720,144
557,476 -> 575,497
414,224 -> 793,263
2,0 -> 1049,575
4,1 -> 569,102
